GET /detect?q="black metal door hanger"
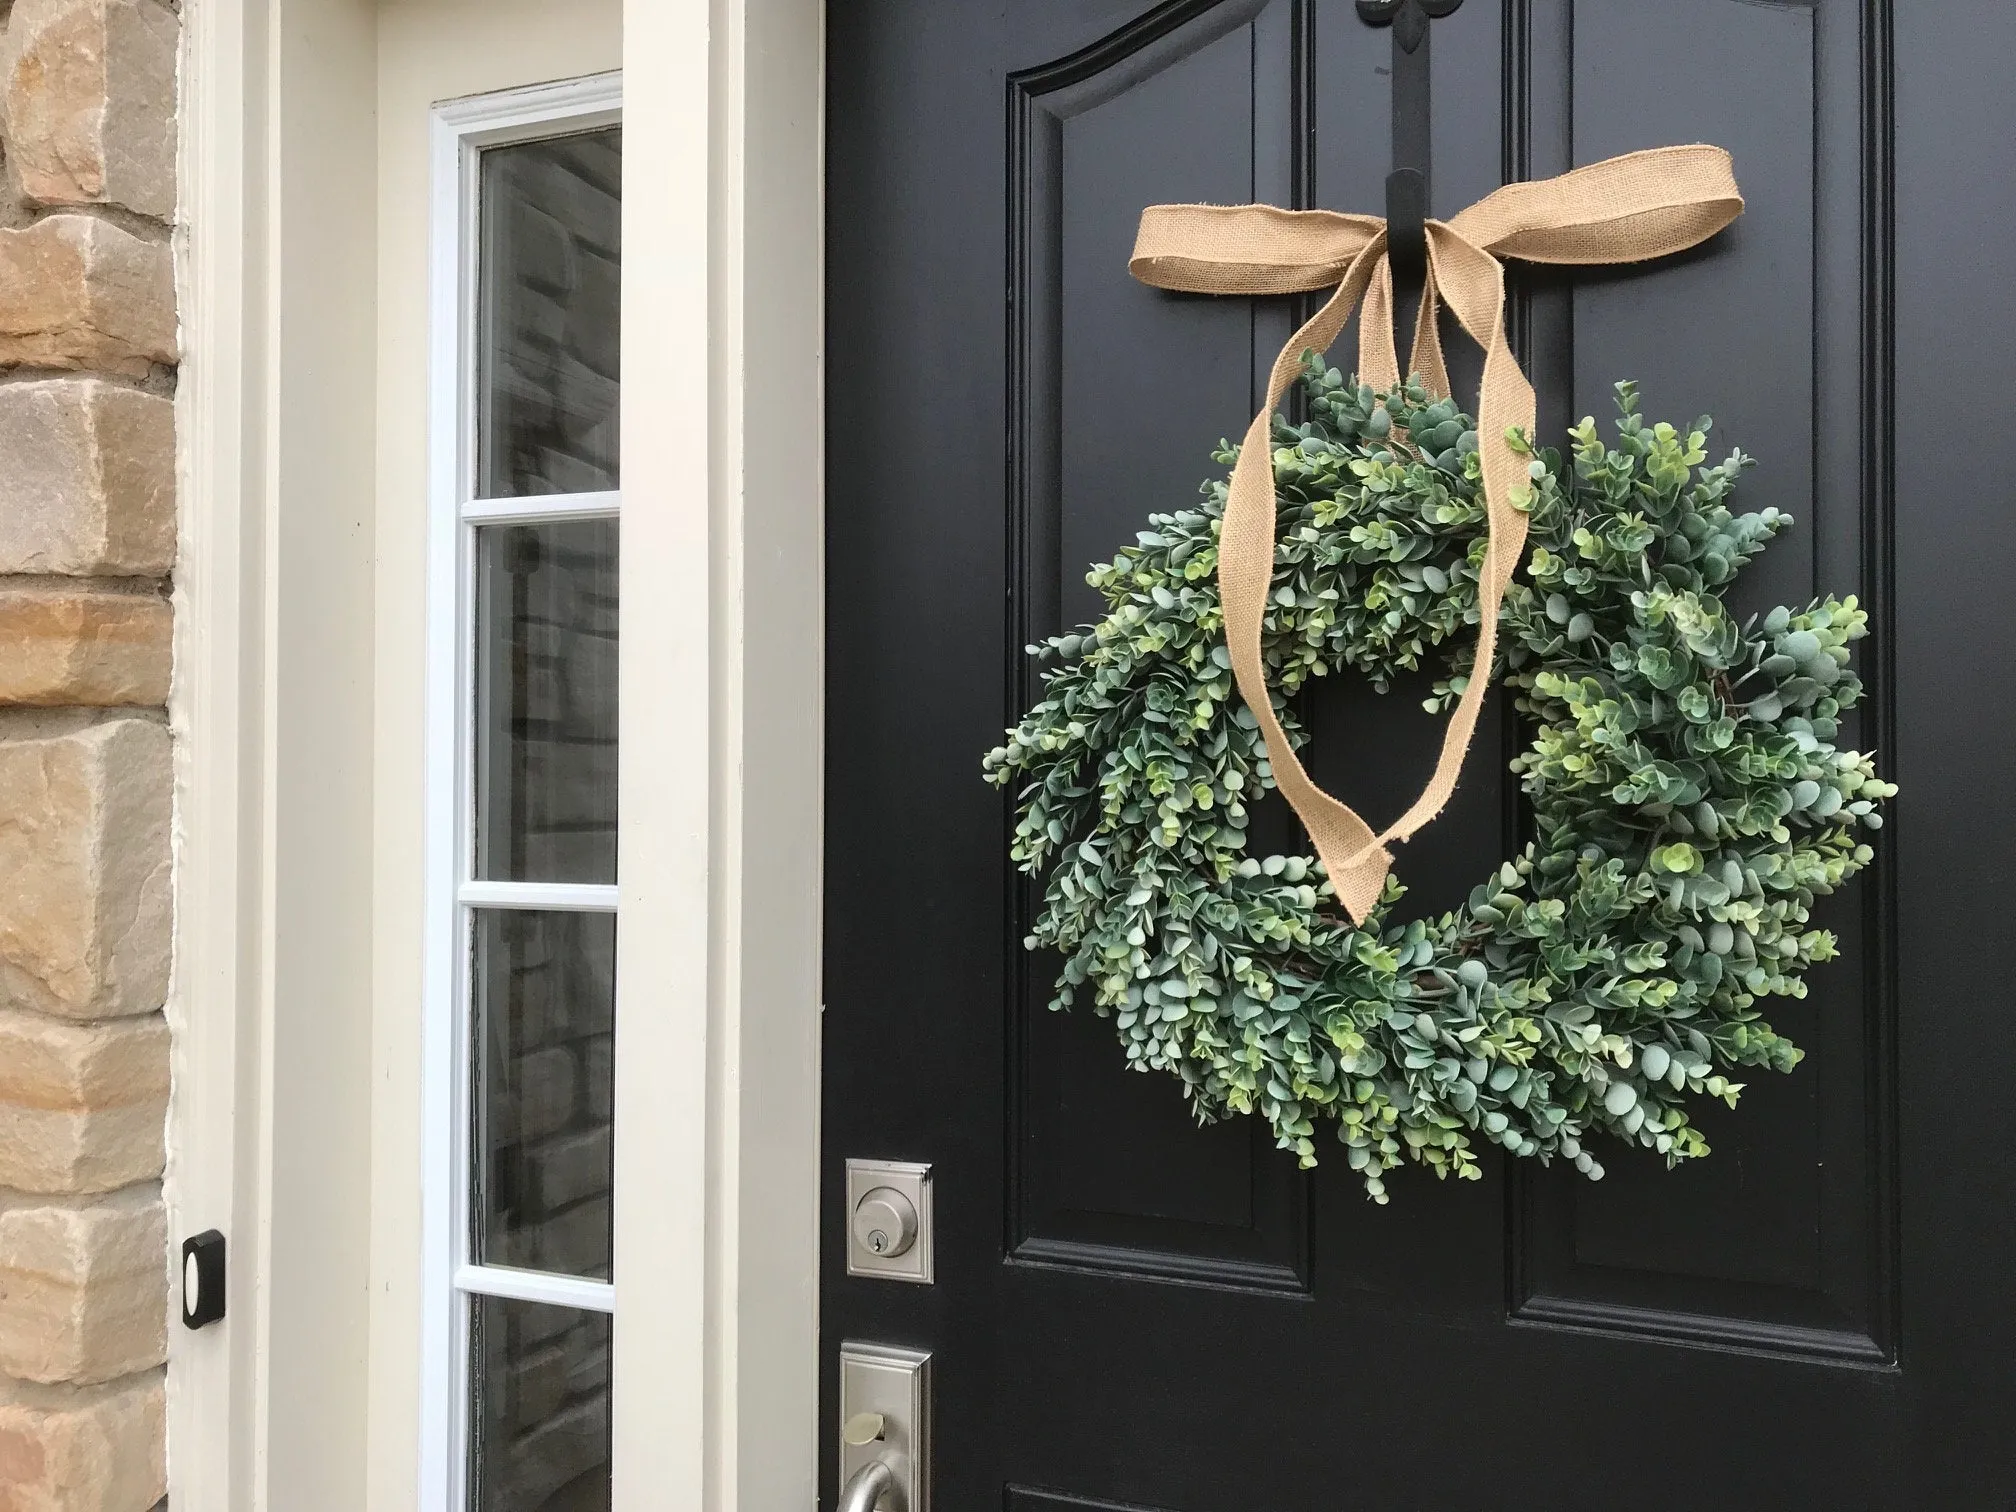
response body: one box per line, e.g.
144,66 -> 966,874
1357,0 -> 1464,292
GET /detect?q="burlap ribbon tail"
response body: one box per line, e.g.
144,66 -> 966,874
1128,145 -> 1743,922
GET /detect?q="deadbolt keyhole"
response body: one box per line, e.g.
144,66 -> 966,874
851,1185 -> 919,1261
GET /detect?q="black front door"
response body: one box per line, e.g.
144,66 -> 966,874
825,2 -> 2016,1506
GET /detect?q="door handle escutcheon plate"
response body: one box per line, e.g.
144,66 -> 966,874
838,1341 -> 929,1512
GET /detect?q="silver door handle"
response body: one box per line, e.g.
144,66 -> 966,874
838,1458 -> 897,1512
838,1341 -> 927,1511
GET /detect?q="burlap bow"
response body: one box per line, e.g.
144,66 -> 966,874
1129,145 -> 1743,922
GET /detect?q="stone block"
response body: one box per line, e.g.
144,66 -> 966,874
0,1370 -> 165,1512
512,1046 -> 577,1143
0,587 -> 171,707
499,1396 -> 608,1512
0,216 -> 175,377
526,1126 -> 610,1215
0,381 -> 175,576
0,1009 -> 167,1194
530,1197 -> 609,1279
584,1035 -> 612,1123
510,1342 -> 568,1432
511,1299 -> 574,1350
2,0 -> 179,218
0,1194 -> 166,1385
561,1318 -> 609,1399
0,720 -> 171,1020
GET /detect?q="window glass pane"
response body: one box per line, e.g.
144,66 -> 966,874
477,127 -> 622,498
471,909 -> 615,1279
469,1295 -> 611,1512
474,519 -> 618,884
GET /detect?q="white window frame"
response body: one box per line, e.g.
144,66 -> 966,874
421,72 -> 624,1512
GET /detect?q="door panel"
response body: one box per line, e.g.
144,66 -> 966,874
1006,0 -> 1311,1299
1014,1000 -> 1312,1291
827,1 -> 2007,1506
1506,0 -> 1897,1367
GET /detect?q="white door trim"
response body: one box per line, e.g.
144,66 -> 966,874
615,3 -> 826,1504
171,1 -> 826,1507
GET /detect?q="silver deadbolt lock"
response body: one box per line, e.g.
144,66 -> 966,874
845,1159 -> 933,1283
852,1186 -> 918,1258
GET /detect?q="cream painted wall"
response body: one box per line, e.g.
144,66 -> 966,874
170,0 -> 383,1505
369,5 -> 622,1508
175,0 -> 822,1503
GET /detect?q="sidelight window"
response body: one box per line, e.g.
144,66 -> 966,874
424,75 -> 622,1512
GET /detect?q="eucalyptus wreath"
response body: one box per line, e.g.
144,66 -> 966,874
983,370 -> 1892,1201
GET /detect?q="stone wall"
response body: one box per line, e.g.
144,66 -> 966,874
0,1 -> 178,1508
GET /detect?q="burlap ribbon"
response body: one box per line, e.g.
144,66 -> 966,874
1129,145 -> 1743,922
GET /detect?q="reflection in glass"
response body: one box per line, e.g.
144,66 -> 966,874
471,909 -> 615,1280
477,127 -> 622,498
469,1295 -> 611,1512
474,519 -> 618,884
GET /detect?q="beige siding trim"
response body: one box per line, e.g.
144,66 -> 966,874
175,0 -> 825,1506
171,0 -> 382,1505
612,1 -> 825,1505
167,0 -> 258,1500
